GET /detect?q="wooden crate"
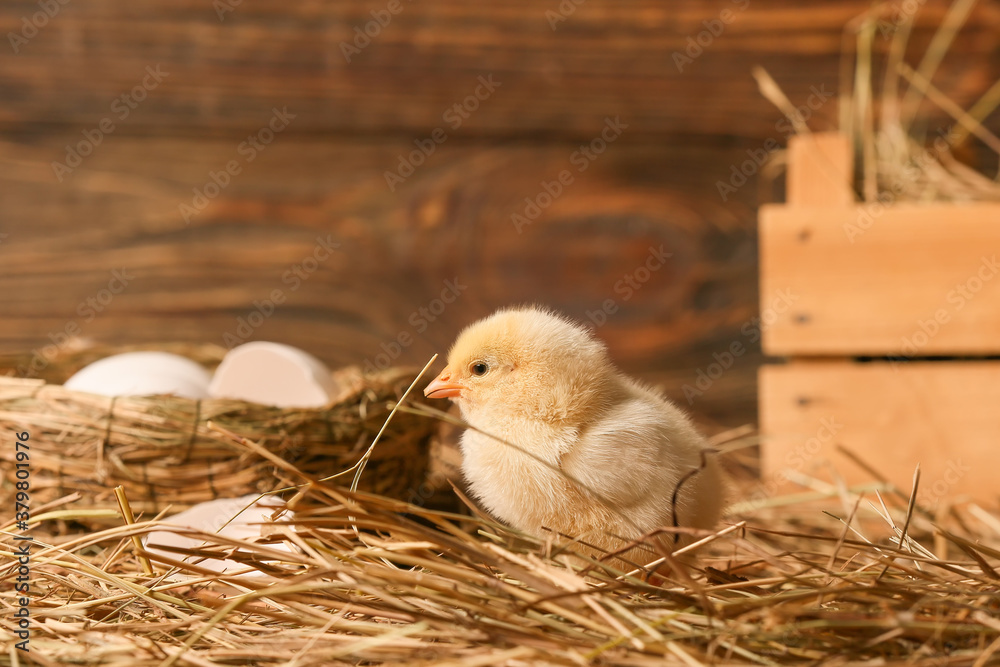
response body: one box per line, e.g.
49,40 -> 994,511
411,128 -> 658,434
758,133 -> 1000,503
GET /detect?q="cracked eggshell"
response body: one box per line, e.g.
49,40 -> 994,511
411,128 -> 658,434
142,494 -> 294,578
63,352 -> 212,399
208,341 -> 337,407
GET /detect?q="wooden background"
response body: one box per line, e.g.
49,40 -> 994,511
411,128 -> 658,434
1,0 -> 998,431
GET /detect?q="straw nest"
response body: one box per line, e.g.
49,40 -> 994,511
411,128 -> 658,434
0,343 -> 437,523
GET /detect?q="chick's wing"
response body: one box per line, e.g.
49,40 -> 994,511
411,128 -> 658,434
560,396 -> 687,511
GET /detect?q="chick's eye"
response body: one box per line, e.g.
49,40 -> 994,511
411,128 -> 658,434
470,362 -> 489,377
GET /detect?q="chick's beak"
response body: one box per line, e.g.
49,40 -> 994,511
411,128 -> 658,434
424,370 -> 465,399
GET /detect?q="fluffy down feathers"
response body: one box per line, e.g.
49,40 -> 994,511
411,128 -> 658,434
424,306 -> 725,563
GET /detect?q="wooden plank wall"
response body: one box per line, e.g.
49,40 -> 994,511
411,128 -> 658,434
1,0 -> 998,429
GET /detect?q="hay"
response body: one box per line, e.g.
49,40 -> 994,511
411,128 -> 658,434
2,437 -> 999,666
6,346 -> 997,664
0,343 -> 437,524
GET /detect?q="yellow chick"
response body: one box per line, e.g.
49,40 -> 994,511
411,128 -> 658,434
424,306 -> 725,564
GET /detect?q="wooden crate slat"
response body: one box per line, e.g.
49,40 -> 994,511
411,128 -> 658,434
759,202 -> 1000,356
760,361 -> 1000,504
786,133 -> 853,207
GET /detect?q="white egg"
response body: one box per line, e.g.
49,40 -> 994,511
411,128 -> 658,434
63,352 -> 212,399
208,341 -> 337,408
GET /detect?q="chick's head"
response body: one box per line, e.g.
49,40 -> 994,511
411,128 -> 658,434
424,306 -> 616,424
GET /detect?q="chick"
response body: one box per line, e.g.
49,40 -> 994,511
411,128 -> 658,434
424,306 -> 725,564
